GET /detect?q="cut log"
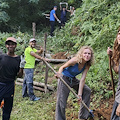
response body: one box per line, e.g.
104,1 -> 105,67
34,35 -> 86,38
48,59 -> 68,63
17,78 -> 54,91
16,82 -> 47,92
33,85 -> 48,92
35,58 -> 68,63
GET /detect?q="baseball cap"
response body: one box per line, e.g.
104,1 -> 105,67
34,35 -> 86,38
54,6 -> 57,8
29,38 -> 36,43
5,37 -> 17,44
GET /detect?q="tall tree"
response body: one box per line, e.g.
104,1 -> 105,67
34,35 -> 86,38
0,0 -> 10,31
0,0 -> 81,32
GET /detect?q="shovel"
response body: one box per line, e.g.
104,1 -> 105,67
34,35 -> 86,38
42,59 -> 94,118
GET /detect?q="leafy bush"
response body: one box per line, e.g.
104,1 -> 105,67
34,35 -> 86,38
0,31 -> 44,56
46,0 -> 120,100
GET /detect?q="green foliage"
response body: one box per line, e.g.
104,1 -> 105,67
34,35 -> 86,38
0,0 -> 119,117
0,1 -> 9,23
3,86 -> 56,120
0,0 -> 55,32
0,0 -> 82,32
0,31 -> 44,55
29,0 -> 39,4
46,0 -> 120,102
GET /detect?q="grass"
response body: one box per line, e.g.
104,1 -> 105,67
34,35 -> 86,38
0,62 -> 79,120
0,84 -> 79,120
0,62 -> 114,120
10,85 -> 56,120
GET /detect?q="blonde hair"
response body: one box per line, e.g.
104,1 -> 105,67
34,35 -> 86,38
75,46 -> 94,66
112,28 -> 120,66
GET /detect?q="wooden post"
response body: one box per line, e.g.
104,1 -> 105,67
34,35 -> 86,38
32,22 -> 36,38
109,56 -> 115,99
44,33 -> 48,93
43,33 -> 47,57
45,66 -> 49,93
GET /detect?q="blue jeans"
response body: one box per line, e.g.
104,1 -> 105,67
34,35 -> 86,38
22,68 -> 35,100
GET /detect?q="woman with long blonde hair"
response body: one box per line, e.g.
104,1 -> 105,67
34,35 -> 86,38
55,46 -> 94,120
107,29 -> 120,120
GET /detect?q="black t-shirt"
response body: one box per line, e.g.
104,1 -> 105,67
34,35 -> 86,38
0,54 -> 21,82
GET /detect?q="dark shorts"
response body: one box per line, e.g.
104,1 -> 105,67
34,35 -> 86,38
0,81 -> 15,98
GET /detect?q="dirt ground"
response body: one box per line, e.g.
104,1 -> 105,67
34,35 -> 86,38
66,98 -> 114,120
51,52 -> 71,59
92,98 -> 114,120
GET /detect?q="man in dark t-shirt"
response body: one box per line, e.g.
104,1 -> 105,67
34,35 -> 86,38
0,37 -> 23,120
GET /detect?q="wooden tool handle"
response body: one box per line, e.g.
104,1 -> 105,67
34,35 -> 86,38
42,59 -> 90,112
109,56 -> 115,99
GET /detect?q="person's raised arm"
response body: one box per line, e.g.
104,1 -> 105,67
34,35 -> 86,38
30,51 -> 49,63
65,3 -> 71,12
66,9 -> 71,12
107,47 -> 113,57
60,2 -> 62,10
30,51 -> 43,60
66,3 -> 68,10
36,46 -> 43,54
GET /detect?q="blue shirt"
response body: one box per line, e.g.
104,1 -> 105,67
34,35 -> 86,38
62,63 -> 86,78
50,9 -> 55,21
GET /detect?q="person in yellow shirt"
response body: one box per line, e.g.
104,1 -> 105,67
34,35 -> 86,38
22,38 -> 44,101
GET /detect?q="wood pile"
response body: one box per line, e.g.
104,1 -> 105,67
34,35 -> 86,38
16,78 -> 54,92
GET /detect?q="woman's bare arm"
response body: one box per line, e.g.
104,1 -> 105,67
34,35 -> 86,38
78,66 -> 90,96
